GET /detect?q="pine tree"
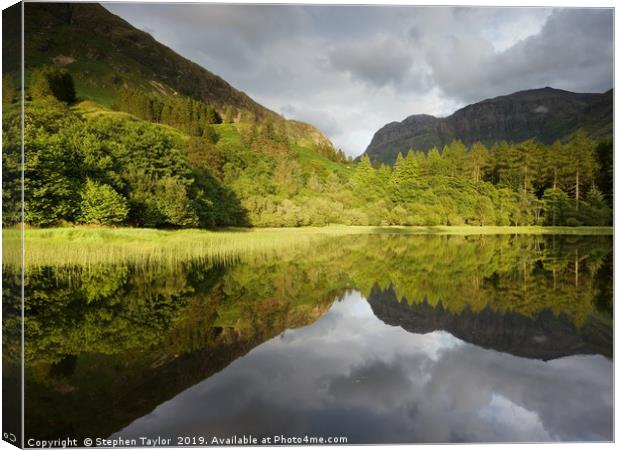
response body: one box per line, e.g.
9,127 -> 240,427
568,129 -> 598,210
443,140 -> 467,178
466,142 -> 489,183
352,155 -> 383,200
390,151 -> 421,203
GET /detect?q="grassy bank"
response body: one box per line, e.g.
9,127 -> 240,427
2,225 -> 613,268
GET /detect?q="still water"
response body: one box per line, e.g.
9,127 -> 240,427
10,234 -> 614,443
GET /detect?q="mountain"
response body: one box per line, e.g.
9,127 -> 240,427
363,87 -> 613,164
6,2 -> 332,147
367,286 -> 612,361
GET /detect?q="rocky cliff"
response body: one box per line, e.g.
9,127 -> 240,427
364,87 -> 613,164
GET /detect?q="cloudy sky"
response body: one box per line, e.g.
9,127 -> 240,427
103,4 -> 613,157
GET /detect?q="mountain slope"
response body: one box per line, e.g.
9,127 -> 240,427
364,87 -> 613,164
10,2 -> 333,148
19,3 -> 269,114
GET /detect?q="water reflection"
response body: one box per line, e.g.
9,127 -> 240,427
10,234 -> 612,443
115,293 -> 612,443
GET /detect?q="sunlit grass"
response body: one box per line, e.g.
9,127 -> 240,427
2,225 -> 613,269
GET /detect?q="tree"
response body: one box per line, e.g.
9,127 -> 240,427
511,139 -> 541,196
80,179 -> 129,225
185,137 -> 224,180
443,140 -> 467,178
595,140 -> 612,207
542,141 -> 569,190
23,101 -> 85,225
465,142 -> 490,183
3,75 -> 16,106
582,185 -> 611,226
202,124 -> 219,144
155,176 -> 200,227
426,147 -> 444,177
390,151 -> 421,203
567,130 -> 598,210
352,155 -> 383,201
30,67 -> 76,103
542,188 -> 570,226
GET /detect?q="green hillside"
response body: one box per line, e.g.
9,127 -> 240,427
7,2 -> 337,153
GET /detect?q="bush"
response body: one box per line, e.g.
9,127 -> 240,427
30,67 -> 76,103
80,180 -> 129,225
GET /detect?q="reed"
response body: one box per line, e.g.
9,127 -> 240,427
2,225 -> 612,269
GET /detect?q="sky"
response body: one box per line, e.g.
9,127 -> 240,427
103,4 -> 613,157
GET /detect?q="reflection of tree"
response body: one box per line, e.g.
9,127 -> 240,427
14,233 -> 612,440
342,234 -> 611,328
19,250 -> 347,440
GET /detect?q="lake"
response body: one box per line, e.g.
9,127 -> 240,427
6,233 -> 613,444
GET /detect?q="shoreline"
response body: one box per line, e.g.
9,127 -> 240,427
3,225 -> 613,268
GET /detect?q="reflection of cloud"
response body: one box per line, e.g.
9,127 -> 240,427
114,293 -> 612,443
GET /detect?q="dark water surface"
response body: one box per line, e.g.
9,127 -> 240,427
10,234 -> 613,444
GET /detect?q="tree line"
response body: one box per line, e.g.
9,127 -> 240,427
351,134 -> 612,227
114,87 -> 223,136
3,69 -> 613,228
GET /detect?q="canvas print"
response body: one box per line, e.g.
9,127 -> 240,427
1,1 -> 614,447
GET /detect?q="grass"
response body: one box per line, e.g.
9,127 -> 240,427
72,101 -> 189,140
2,225 -> 613,269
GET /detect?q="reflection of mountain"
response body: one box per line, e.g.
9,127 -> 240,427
367,286 -> 612,361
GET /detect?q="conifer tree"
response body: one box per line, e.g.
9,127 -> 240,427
568,129 -> 598,210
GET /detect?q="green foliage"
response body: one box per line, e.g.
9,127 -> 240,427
15,94 -> 612,229
30,66 -> 76,103
542,188 -> 570,226
114,88 -> 222,136
2,103 -> 22,225
595,140 -> 613,207
16,100 -> 245,228
3,74 -> 17,106
80,179 -> 129,225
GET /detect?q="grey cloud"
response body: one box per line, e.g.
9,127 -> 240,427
107,4 -> 310,47
280,104 -> 341,137
325,36 -> 415,88
427,8 -> 613,104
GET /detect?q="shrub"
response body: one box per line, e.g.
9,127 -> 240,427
80,180 -> 129,225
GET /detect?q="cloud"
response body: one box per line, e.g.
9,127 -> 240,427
102,4 -> 612,157
426,8 -> 613,104
324,36 -> 416,88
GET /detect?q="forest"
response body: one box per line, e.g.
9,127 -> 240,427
2,67 -> 613,229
